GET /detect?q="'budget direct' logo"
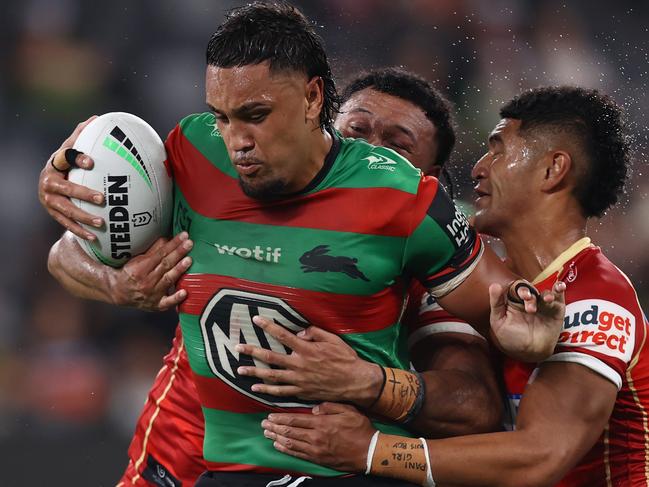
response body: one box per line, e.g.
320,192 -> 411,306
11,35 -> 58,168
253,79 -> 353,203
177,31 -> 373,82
559,299 -> 635,361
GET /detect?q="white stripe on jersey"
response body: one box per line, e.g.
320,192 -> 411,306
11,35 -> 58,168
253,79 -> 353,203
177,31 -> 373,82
408,321 -> 485,349
544,351 -> 622,390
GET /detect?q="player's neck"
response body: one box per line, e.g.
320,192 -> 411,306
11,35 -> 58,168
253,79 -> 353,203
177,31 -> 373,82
290,128 -> 333,192
499,200 -> 587,281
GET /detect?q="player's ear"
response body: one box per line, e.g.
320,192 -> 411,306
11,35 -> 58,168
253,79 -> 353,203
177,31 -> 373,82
305,76 -> 324,125
540,150 -> 572,192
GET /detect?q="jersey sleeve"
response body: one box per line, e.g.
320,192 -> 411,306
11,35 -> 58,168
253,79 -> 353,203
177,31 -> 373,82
402,176 -> 483,298
543,264 -> 646,390
403,281 -> 484,350
163,123 -> 183,178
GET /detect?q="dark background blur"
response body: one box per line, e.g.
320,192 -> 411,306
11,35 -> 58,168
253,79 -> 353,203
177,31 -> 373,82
1,0 -> 648,485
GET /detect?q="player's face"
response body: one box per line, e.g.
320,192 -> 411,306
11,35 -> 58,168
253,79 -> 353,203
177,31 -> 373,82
206,63 -> 322,199
471,118 -> 538,237
334,88 -> 439,176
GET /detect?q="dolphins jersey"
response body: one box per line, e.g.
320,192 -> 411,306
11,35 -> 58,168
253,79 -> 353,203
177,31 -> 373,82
408,238 -> 649,486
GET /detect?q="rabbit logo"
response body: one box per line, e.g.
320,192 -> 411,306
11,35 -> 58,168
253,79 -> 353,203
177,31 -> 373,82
299,245 -> 369,281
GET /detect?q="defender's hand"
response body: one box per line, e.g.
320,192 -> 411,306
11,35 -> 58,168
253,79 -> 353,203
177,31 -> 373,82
262,402 -> 373,472
38,116 -> 106,241
490,280 -> 566,362
236,318 -> 383,406
109,232 -> 193,311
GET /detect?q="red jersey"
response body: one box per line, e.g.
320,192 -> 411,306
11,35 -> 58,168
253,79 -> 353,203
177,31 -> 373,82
117,325 -> 206,487
409,238 -> 649,486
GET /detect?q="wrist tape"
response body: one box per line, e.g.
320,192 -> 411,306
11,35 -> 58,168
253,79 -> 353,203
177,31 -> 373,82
369,367 -> 425,423
367,432 -> 435,486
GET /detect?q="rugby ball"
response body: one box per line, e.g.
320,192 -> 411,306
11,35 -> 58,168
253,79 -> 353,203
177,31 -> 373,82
69,112 -> 172,267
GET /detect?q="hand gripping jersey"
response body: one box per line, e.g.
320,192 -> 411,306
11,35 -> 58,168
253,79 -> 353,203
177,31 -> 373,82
161,112 -> 482,477
409,237 -> 649,486
117,287 -> 465,486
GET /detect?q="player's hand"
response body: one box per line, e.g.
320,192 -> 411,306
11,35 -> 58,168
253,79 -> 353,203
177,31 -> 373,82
236,317 -> 383,406
108,232 -> 193,311
38,116 -> 106,241
262,402 -> 374,472
490,280 -> 566,362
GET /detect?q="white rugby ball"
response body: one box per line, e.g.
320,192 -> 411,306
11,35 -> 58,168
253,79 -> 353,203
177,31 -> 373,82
69,112 -> 172,267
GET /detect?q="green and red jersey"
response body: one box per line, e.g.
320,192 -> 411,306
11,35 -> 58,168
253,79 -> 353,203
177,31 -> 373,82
164,112 -> 482,477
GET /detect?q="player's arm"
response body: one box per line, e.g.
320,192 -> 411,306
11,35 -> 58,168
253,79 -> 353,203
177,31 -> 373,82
404,180 -> 565,361
237,317 -> 503,437
407,332 -> 503,437
48,230 -> 192,311
263,361 -> 616,487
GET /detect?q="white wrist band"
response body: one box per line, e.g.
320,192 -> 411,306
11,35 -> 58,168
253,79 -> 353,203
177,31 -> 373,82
365,430 -> 380,475
420,437 -> 436,487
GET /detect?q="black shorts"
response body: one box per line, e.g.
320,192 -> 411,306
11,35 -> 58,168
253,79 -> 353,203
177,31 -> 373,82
195,471 -> 419,486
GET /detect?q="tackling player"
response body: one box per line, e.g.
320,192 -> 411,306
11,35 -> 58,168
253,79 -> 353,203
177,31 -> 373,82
39,3 -> 565,486
261,86 -> 647,487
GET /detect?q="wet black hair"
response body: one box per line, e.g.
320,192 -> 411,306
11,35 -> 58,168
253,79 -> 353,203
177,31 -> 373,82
206,1 -> 339,129
500,86 -> 629,218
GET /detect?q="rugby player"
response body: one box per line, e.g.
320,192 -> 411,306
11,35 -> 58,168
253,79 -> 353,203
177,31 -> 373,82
38,3 -> 566,486
261,86 -> 647,487
43,66 -> 502,487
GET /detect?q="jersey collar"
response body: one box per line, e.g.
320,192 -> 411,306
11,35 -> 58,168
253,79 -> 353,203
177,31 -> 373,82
290,128 -> 340,197
533,237 -> 593,284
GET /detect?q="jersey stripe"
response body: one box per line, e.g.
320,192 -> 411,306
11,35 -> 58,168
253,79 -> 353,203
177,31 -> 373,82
603,424 -> 612,487
545,352 -> 622,389
407,322 -> 485,349
180,313 -> 409,379
200,407 -> 413,476
178,273 -> 405,332
192,373 -> 312,414
171,128 -> 423,238
174,200 -> 405,295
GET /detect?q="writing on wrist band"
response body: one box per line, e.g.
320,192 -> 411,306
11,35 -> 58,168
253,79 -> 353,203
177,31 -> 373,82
367,432 -> 435,486
368,367 -> 424,424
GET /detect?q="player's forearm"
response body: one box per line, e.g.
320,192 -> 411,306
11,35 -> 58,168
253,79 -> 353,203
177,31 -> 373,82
371,429 -> 565,487
408,369 -> 502,438
426,429 -> 567,487
48,232 -> 117,304
360,365 -> 501,437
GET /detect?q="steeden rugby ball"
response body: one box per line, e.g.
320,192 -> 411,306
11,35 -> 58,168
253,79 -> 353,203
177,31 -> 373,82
69,112 -> 172,267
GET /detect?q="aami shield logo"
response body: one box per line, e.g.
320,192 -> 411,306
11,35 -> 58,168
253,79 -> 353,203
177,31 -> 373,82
199,289 -> 313,407
558,299 -> 635,362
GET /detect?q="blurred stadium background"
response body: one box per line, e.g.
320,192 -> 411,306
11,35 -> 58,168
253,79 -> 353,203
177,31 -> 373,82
1,0 -> 648,485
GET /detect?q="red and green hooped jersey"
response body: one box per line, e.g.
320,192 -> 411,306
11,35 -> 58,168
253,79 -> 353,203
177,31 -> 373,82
164,112 -> 482,476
